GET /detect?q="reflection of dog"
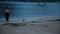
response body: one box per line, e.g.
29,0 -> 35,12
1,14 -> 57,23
4,7 -> 10,22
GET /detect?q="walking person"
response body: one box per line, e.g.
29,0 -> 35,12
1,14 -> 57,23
4,7 -> 10,22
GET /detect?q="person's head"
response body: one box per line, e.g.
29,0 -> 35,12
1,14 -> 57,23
5,7 -> 8,9
4,7 -> 10,12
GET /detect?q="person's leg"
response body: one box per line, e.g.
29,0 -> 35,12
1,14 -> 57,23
5,13 -> 9,22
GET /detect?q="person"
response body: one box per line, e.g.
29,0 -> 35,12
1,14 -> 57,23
4,7 -> 10,22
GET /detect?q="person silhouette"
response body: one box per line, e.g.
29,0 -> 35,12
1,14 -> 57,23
4,7 -> 10,22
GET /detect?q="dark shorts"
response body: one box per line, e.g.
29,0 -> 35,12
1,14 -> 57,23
5,13 -> 10,21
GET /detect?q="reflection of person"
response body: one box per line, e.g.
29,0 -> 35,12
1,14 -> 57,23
4,7 -> 10,22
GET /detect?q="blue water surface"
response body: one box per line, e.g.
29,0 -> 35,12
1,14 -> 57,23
0,2 -> 60,19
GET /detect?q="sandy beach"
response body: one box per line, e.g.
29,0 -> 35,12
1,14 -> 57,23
0,20 -> 60,34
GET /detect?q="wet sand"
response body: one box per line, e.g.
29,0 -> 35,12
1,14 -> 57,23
0,21 -> 60,34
